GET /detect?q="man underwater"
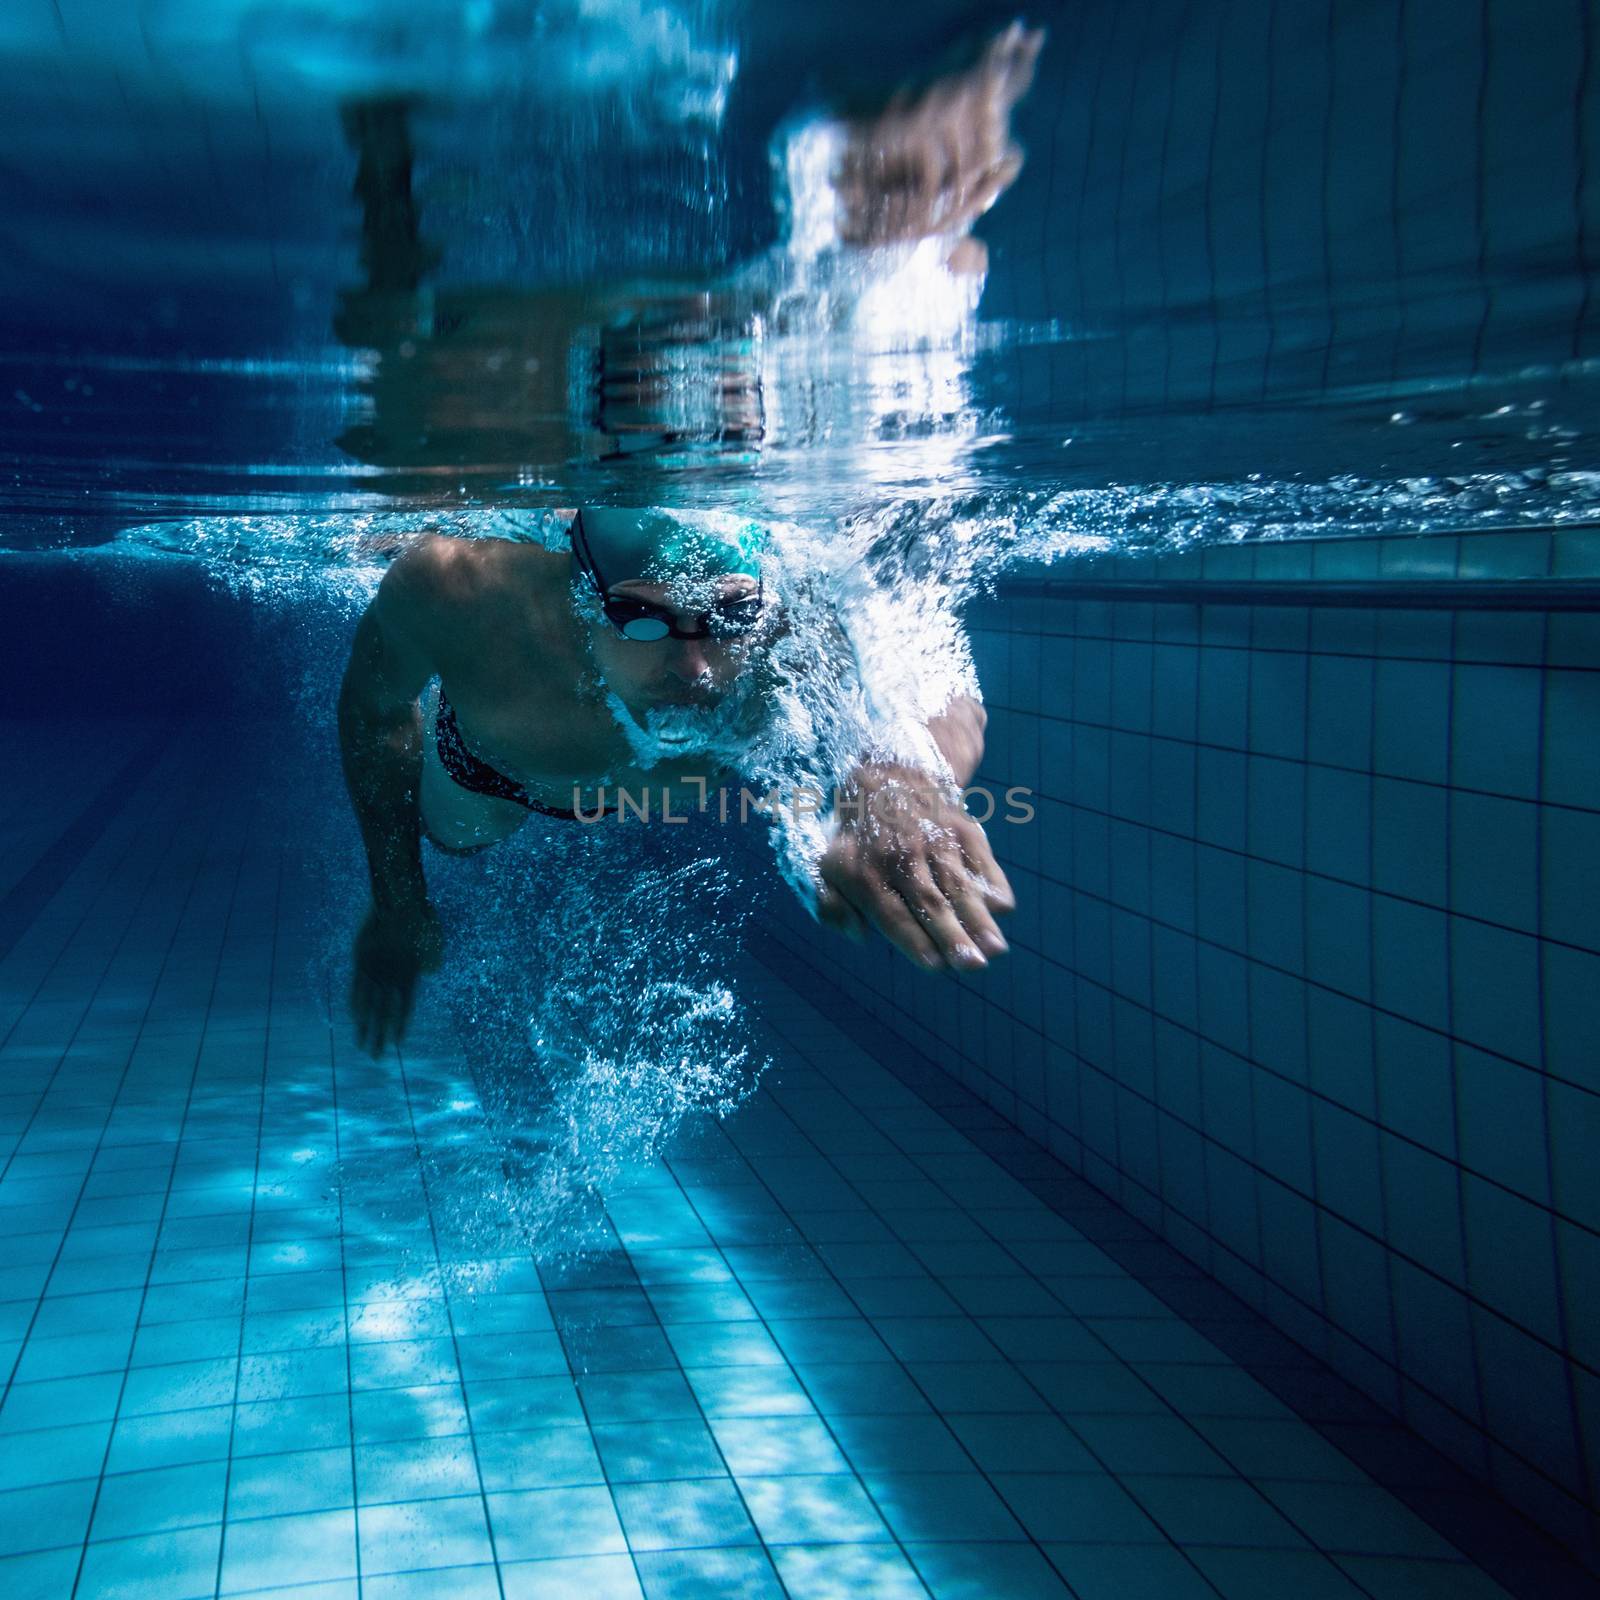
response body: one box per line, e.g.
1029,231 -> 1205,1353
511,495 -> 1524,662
339,506 -> 1014,1055
337,24 -> 1044,1054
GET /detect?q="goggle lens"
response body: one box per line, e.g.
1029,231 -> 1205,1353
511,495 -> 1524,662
604,594 -> 766,642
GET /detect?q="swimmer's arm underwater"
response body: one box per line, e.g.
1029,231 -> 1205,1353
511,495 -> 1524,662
338,543 -> 448,1057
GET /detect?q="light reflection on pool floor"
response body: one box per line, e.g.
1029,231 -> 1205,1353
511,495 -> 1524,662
0,717 -> 1574,1599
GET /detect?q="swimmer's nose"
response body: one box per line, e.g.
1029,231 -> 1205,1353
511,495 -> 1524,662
665,637 -> 713,681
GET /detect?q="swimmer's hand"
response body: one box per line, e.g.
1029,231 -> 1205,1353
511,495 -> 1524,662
350,898 -> 444,1058
835,20 -> 1044,265
815,765 -> 1015,973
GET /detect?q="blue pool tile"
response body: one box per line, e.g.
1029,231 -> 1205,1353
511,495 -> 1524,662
1335,1554 -> 1523,1598
357,1493 -> 495,1574
684,1364 -> 813,1418
1461,1177 -> 1563,1345
348,1336 -> 460,1392
226,1447 -> 354,1519
0,1477 -> 99,1557
947,1413 -> 1095,1475
118,1356 -> 237,1417
1254,1478 -> 1461,1559
906,1360 -> 1046,1414
233,1392 -> 351,1456
3,1372 -> 125,1433
707,1415 -> 849,1476
0,1548 -> 85,1600
824,1411 -> 971,1475
632,1545 -> 784,1599
90,1459 -> 228,1540
354,1436 -> 480,1504
1450,918 -> 1543,1068
872,1316 -> 1001,1364
613,1476 -> 755,1551
219,1508 -> 358,1594
448,1291 -> 556,1337
664,1321 -> 784,1368
578,1369 -> 702,1424
772,1541 -> 928,1598
906,1540 -> 1075,1598
0,1417 -> 112,1491
478,1424 -> 606,1490
104,1404 -> 234,1473
643,1283 -> 758,1324
991,1472 -> 1165,1544
363,1567 -> 501,1600
487,1486 -> 629,1562
76,1524 -> 223,1600
766,1316 -> 893,1366
864,1471 -> 1028,1543
1188,1416 -> 1365,1482
134,1314 -> 243,1367
1454,1048 -> 1551,1204
737,1473 -> 891,1544
237,1346 -> 350,1404
350,1380 -> 468,1443
500,1554 -> 645,1600
1048,1540 -> 1221,1598
597,1417 -> 727,1484
1187,1545 -> 1368,1598
467,1375 -> 584,1434
1120,1473 -> 1308,1547
10,1324 -> 129,1388
1450,664 -> 1542,800
1068,1413 -> 1232,1477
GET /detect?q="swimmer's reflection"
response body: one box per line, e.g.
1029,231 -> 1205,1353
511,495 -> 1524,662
336,24 -> 1043,1056
334,22 -> 1042,484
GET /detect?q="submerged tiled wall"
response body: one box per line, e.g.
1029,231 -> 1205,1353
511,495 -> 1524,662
762,525 -> 1600,1562
981,0 -> 1600,411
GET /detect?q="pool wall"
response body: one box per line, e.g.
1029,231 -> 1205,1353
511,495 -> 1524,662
979,0 -> 1600,414
761,523 -> 1600,1563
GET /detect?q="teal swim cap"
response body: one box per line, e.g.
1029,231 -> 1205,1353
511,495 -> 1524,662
574,506 -> 765,592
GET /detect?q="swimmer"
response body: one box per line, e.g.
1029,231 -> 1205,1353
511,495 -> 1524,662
339,506 -> 1016,1055
336,25 -> 1044,1054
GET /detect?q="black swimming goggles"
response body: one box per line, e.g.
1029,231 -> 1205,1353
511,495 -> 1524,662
572,509 -> 767,643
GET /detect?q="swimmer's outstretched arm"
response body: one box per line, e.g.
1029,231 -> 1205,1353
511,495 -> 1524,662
337,541 -> 449,1056
815,695 -> 1016,973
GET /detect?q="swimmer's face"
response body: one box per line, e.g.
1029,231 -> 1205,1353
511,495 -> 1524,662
585,573 -> 767,718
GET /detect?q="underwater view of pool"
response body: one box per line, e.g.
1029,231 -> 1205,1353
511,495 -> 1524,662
1,2 -> 1598,1597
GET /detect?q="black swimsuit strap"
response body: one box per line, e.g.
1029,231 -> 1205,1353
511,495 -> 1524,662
434,687 -> 607,821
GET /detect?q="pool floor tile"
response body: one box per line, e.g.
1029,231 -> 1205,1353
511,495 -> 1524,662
771,1540 -> 929,1598
75,1526 -> 223,1600
906,1539 -> 1076,1599
500,1553 -> 646,1600
612,1476 -> 757,1551
0,729 -> 1576,1600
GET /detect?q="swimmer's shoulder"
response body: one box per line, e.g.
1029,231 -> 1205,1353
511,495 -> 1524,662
381,532 -> 573,667
385,531 -> 559,610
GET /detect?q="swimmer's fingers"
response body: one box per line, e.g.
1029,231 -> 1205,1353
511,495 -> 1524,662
983,22 -> 1046,114
821,850 -> 941,969
952,816 -> 1016,913
895,859 -> 989,972
930,842 -> 1009,959
351,968 -> 414,1059
351,971 -> 383,1058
